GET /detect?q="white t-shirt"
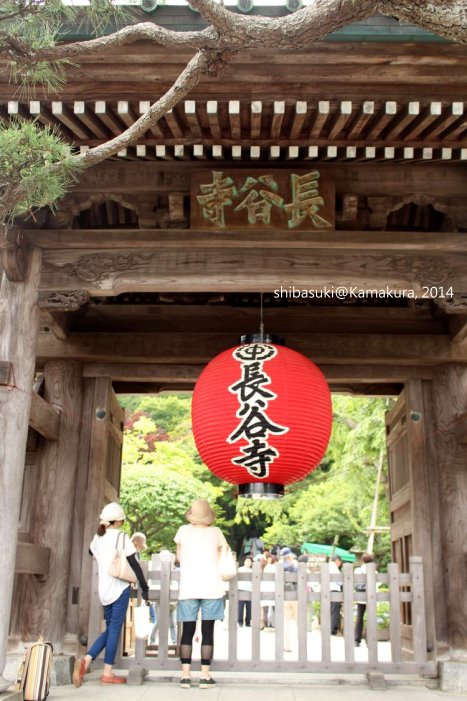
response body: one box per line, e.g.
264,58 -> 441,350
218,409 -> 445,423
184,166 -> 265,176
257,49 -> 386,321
174,524 -> 227,600
90,528 -> 136,605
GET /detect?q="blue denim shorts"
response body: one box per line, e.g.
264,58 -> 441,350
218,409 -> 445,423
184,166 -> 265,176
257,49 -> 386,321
177,598 -> 224,622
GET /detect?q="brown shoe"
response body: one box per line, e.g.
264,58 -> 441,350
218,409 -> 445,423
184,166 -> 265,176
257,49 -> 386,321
73,657 -> 87,688
100,675 -> 126,684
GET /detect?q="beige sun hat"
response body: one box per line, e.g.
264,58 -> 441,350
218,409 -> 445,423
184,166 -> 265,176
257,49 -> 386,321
131,532 -> 147,550
185,498 -> 216,526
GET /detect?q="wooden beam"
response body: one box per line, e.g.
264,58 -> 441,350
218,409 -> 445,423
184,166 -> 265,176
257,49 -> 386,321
73,101 -> 107,139
1,227 -> 28,282
36,332 -> 467,366
250,101 -> 262,139
83,362 -> 204,382
289,101 -> 307,140
450,315 -> 467,345
41,311 -> 70,340
104,479 -> 119,504
83,362 -> 434,385
74,304 -> 446,336
15,542 -> 50,577
0,361 -> 13,387
39,246 -> 467,296
309,101 -> 330,139
27,229 -> 467,253
65,162 -> 467,198
29,392 -> 61,441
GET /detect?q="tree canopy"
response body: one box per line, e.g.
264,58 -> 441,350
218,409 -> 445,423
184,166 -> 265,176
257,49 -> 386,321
0,0 -> 465,220
119,392 -> 392,566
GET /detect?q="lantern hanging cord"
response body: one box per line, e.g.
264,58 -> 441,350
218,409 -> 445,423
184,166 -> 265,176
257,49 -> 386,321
260,292 -> 264,341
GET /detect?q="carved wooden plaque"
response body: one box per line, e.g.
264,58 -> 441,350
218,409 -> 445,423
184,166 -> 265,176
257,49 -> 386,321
191,169 -> 335,231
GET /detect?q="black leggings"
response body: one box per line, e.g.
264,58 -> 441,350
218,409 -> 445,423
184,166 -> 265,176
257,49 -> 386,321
180,620 -> 215,665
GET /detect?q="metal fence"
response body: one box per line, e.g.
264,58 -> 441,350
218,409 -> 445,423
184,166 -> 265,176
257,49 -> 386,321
98,555 -> 436,676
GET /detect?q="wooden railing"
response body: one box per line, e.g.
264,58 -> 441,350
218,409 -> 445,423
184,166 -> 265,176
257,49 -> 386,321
105,556 -> 436,676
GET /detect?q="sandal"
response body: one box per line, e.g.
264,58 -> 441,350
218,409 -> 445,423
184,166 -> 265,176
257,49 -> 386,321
72,657 -> 87,688
100,675 -> 126,684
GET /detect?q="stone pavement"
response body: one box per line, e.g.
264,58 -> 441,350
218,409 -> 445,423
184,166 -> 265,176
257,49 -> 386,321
5,670 -> 466,701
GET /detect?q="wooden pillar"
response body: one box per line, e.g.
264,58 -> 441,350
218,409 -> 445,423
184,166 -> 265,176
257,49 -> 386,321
405,379 -> 438,656
0,247 -> 42,690
27,361 -> 83,649
78,377 -> 113,648
430,365 -> 467,657
65,378 -> 96,650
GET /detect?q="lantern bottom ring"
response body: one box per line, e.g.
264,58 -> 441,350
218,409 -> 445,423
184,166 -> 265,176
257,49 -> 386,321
238,483 -> 284,499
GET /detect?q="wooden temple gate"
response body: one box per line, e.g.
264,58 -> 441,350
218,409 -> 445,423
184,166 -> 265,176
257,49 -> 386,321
1,6 -> 467,688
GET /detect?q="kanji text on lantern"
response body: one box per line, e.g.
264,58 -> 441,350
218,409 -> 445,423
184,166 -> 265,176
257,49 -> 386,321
227,344 -> 289,479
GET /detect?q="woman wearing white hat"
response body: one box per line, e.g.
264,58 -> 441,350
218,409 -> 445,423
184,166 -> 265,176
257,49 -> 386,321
174,499 -> 229,689
73,502 -> 149,686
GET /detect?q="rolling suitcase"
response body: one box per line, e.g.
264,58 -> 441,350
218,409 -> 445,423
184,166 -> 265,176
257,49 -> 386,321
16,636 -> 53,701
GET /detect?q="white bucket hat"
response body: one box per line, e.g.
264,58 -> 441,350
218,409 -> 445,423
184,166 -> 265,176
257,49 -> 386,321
185,498 -> 216,526
99,502 -> 126,527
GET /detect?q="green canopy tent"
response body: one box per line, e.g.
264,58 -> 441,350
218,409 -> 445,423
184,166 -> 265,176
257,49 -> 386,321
301,542 -> 356,563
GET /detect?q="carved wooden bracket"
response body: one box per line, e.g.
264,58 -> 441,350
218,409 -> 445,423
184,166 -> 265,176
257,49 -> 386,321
39,289 -> 91,311
337,194 -> 359,222
1,226 -> 28,281
435,294 -> 467,315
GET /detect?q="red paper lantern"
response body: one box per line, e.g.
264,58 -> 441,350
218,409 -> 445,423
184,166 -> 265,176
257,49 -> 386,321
192,341 -> 332,498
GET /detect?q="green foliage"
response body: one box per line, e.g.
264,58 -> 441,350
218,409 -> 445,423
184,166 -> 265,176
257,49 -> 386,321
120,463 -> 217,555
0,119 -> 81,219
119,393 -> 392,565
1,1 -> 134,90
120,394 -> 193,435
261,396 -> 392,566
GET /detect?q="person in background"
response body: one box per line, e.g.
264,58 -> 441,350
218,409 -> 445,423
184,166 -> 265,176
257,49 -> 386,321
175,499 -> 228,689
281,547 -> 298,651
237,556 -> 253,627
131,532 -> 147,559
354,551 -> 375,646
260,553 -> 277,629
329,555 -> 343,635
73,503 -> 149,687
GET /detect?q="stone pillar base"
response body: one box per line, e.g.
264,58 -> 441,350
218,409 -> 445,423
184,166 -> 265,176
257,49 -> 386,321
439,660 -> 467,693
4,654 -> 74,689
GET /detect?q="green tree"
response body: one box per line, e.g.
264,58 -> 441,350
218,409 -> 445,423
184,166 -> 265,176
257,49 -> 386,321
261,396 -> 392,565
120,463 -> 217,554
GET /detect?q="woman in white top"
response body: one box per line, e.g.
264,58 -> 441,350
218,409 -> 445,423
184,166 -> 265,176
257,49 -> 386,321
174,499 -> 228,689
73,502 -> 149,687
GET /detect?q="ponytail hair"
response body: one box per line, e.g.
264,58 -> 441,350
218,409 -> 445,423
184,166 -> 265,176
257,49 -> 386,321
97,520 -> 116,537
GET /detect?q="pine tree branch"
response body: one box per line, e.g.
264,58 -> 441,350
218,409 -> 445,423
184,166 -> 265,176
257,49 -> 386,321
189,0 -> 380,48
7,23 -> 219,63
0,48 -> 230,220
379,1 -> 467,43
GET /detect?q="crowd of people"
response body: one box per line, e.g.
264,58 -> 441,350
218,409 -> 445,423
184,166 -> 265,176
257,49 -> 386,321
72,498 -> 375,689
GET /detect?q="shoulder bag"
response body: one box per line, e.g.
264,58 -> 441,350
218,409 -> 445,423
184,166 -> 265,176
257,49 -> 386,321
218,545 -> 237,582
108,532 -> 137,583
